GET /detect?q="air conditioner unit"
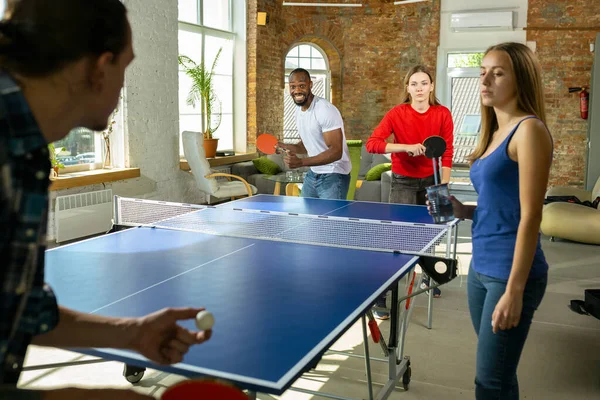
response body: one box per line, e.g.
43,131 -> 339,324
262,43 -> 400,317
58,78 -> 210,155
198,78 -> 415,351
450,11 -> 514,32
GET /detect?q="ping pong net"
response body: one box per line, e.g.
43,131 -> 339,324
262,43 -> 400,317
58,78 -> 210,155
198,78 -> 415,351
113,196 -> 455,258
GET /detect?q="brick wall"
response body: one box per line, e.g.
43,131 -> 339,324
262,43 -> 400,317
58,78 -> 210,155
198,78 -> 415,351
248,0 -> 287,149
248,0 -> 441,144
527,0 -> 600,187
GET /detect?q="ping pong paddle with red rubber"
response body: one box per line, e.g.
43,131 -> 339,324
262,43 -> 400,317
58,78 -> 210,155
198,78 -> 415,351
162,379 -> 248,400
423,136 -> 446,159
366,311 -> 381,343
368,318 -> 381,343
256,133 -> 280,155
405,271 -> 416,310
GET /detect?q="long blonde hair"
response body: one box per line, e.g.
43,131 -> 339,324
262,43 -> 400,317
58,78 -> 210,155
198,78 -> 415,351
401,65 -> 441,106
468,42 -> 547,164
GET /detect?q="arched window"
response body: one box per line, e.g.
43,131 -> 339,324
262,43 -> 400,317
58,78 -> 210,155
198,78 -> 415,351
283,43 -> 331,142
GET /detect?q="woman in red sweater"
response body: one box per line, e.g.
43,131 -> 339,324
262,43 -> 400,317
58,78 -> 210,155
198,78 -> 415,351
366,64 -> 454,203
367,65 -> 454,311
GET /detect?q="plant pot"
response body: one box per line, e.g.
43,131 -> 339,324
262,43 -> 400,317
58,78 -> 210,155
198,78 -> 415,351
203,138 -> 219,158
53,166 -> 60,177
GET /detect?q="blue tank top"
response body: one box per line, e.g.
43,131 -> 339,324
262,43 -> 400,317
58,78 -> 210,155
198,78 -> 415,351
469,116 -> 548,280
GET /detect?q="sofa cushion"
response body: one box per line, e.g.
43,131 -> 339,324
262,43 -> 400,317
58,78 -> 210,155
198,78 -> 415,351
365,163 -> 392,181
381,170 -> 392,203
252,157 -> 281,175
246,173 -> 284,195
354,180 -> 382,202
230,161 -> 256,181
266,153 -> 286,171
358,145 -> 392,178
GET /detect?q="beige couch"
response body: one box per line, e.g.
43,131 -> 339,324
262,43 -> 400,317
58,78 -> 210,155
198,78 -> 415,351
540,176 -> 600,244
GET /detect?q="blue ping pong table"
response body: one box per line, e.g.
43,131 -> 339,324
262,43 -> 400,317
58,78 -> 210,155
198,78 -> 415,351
44,194 -> 459,399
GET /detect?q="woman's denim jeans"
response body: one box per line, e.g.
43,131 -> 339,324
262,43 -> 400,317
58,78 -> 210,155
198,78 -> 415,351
301,170 -> 350,200
467,265 -> 547,400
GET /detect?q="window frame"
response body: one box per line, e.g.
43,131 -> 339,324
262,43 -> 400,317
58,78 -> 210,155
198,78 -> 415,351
283,43 -> 332,143
436,48 -> 486,106
52,92 -> 125,173
178,0 -> 238,155
284,43 -> 331,101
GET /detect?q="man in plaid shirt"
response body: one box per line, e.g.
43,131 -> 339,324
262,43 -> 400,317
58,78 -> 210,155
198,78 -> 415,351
0,69 -> 61,385
1,1 -> 212,398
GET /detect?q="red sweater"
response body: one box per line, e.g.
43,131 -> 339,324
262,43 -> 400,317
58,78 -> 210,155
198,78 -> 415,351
366,104 -> 454,178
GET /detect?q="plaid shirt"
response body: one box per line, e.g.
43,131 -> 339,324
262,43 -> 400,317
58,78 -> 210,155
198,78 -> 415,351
0,71 -> 59,384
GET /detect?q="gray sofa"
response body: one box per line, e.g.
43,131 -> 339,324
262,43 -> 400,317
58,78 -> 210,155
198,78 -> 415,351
231,154 -> 309,195
354,146 -> 392,203
232,147 -> 391,201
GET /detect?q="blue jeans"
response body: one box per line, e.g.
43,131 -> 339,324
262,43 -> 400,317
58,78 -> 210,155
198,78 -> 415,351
301,170 -> 350,200
467,265 -> 547,400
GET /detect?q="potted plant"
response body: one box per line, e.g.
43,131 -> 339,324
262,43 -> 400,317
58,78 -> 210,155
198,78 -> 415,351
48,143 -> 65,179
178,48 -> 223,158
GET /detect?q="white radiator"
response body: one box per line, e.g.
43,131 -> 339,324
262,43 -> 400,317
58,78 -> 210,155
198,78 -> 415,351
55,189 -> 113,243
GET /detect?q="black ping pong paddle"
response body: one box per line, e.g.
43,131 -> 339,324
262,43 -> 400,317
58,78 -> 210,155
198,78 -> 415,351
423,136 -> 446,159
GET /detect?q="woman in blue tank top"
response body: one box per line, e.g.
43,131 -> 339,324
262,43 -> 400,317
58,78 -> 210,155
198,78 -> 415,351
442,43 -> 553,399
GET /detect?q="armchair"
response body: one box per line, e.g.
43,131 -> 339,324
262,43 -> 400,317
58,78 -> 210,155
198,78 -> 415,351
182,131 -> 257,201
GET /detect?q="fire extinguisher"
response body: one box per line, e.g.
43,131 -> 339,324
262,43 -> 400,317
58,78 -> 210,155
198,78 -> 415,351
569,87 -> 589,120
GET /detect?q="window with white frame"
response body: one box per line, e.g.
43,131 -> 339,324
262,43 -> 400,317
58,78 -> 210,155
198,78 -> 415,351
178,0 -> 235,154
446,52 -> 484,167
51,93 -> 124,173
283,43 -> 331,142
52,128 -> 102,169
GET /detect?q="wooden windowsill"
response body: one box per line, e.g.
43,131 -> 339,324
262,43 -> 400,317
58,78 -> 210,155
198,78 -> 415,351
180,152 -> 258,171
49,168 -> 141,191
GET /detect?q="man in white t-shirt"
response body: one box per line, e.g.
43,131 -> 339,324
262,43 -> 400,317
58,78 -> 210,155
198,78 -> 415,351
279,68 -> 352,200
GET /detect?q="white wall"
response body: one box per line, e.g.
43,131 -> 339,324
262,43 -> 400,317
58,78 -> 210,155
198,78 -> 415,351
124,0 -> 193,199
439,0 -> 527,50
47,0 -> 201,240
436,0 -> 529,103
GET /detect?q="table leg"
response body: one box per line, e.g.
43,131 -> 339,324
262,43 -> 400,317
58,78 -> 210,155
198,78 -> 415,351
361,315 -> 375,400
273,182 -> 281,195
286,183 -> 301,196
427,280 -> 434,329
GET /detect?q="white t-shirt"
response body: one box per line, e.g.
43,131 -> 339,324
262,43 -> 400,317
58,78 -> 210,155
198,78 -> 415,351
295,96 -> 351,175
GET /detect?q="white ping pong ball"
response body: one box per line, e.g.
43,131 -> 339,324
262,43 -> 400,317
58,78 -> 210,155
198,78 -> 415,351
195,311 -> 215,331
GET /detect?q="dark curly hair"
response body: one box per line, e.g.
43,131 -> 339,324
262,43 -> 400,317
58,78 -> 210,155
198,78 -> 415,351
0,0 -> 129,77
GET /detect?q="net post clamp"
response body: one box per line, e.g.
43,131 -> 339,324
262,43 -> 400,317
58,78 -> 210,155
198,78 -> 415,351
416,255 -> 457,285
